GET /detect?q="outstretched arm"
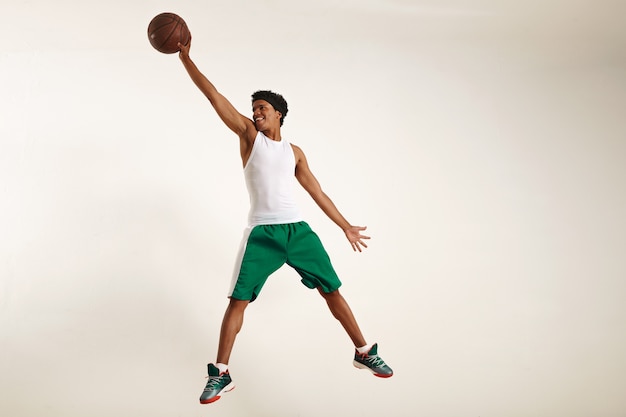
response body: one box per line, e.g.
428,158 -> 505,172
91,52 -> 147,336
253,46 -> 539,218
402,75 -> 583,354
293,145 -> 370,252
178,39 -> 256,161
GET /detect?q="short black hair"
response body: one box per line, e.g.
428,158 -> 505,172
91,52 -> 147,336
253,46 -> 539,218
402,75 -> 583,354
252,90 -> 288,126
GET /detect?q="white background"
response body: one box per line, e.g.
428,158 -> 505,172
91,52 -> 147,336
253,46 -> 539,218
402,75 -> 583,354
1,1 -> 625,416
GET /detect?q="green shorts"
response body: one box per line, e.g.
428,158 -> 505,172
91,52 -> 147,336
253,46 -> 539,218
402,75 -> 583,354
228,221 -> 342,302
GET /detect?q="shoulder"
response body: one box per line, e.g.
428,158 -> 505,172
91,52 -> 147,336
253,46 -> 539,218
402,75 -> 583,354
240,123 -> 259,145
289,142 -> 303,154
290,143 -> 306,162
241,129 -> 261,149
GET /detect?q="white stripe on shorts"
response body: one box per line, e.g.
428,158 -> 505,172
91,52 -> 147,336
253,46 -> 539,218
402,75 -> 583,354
228,226 -> 254,298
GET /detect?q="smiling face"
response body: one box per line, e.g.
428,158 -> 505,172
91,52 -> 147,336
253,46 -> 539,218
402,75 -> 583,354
252,99 -> 282,131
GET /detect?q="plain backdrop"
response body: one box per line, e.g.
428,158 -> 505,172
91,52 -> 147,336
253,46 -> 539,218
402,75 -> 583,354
1,0 -> 625,416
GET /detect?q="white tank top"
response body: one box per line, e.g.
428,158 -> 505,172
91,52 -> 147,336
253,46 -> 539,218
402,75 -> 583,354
243,131 -> 303,226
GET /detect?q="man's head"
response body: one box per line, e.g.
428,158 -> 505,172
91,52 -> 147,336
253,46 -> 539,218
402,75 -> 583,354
252,90 -> 288,126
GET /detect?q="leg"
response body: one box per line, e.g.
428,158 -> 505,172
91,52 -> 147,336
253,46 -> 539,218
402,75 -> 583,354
318,288 -> 367,348
318,288 -> 394,378
216,298 -> 250,365
199,298 -> 247,404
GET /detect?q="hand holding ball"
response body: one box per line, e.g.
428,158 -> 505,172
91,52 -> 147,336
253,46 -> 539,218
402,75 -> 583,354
147,12 -> 191,54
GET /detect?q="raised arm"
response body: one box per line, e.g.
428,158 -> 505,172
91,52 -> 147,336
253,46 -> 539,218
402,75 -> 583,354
292,145 -> 370,252
178,40 -> 256,162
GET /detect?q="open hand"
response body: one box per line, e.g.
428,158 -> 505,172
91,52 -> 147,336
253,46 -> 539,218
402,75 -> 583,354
345,226 -> 370,252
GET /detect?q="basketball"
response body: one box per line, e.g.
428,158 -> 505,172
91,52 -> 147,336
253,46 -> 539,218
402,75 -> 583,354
147,12 -> 191,54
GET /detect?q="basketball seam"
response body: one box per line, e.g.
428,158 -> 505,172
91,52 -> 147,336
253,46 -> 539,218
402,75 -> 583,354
149,13 -> 177,35
148,13 -> 188,53
162,22 -> 181,51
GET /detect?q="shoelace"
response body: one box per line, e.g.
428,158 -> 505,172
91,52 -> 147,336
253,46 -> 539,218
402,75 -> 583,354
204,375 -> 227,391
363,354 -> 386,368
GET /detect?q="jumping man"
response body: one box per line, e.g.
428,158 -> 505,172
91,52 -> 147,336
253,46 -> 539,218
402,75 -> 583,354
178,39 -> 393,404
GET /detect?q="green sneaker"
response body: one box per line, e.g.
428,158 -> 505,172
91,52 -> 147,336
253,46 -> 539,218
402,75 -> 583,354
199,364 -> 235,404
353,343 -> 393,378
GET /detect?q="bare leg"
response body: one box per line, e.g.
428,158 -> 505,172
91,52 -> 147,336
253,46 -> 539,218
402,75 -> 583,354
216,298 -> 250,365
318,288 -> 367,348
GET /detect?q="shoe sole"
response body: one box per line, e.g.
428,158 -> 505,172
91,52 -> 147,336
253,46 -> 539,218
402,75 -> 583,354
199,382 -> 236,404
353,360 -> 393,378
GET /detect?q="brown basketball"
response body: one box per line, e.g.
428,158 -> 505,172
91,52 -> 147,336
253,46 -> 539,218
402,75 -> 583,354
147,12 -> 191,54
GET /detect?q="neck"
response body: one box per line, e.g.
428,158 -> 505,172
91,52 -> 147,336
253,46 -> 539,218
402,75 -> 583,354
261,127 -> 281,141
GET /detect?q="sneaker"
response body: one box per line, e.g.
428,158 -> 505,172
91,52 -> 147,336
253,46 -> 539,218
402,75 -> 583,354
199,363 -> 235,404
353,343 -> 393,378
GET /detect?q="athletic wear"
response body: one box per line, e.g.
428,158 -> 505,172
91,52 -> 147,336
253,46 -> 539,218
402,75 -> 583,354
228,132 -> 341,302
353,343 -> 394,378
199,363 -> 235,404
356,344 -> 373,354
244,132 -> 302,226
229,222 -> 342,301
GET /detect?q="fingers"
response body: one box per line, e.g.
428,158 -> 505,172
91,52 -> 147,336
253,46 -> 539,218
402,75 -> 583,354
346,225 -> 370,252
351,239 -> 368,252
178,35 -> 191,56
179,33 -> 192,47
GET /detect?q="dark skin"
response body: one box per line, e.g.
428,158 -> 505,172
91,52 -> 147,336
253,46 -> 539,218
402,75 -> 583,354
178,39 -> 371,365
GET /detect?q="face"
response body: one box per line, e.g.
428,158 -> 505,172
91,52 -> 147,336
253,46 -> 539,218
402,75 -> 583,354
252,100 -> 281,130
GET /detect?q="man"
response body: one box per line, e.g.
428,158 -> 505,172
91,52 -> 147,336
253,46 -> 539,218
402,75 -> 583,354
178,39 -> 393,405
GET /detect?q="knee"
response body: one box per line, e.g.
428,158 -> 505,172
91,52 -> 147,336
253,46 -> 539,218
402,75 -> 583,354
227,298 -> 250,312
318,288 -> 341,300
